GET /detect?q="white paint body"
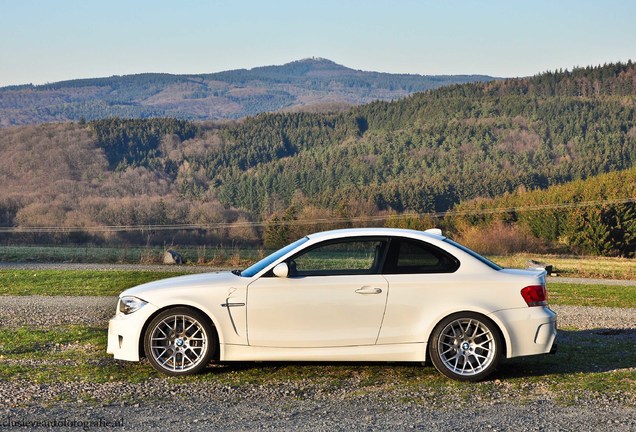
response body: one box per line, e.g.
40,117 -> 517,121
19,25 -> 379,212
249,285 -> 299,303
107,228 -> 556,364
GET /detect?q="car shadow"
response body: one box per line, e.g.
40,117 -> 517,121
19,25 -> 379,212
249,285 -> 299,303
496,328 -> 636,379
201,328 -> 636,380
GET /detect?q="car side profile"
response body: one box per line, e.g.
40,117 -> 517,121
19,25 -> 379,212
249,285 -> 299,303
107,228 -> 557,381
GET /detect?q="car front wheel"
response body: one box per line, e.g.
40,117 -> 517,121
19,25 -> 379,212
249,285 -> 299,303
429,312 -> 502,382
144,307 -> 216,376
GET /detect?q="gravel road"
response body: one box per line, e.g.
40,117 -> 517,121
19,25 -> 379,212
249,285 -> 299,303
2,389 -> 634,432
1,293 -> 635,430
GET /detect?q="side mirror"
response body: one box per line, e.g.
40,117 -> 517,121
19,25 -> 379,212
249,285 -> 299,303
273,262 -> 289,278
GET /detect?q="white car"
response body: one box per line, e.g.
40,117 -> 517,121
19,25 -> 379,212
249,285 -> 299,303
107,228 -> 557,381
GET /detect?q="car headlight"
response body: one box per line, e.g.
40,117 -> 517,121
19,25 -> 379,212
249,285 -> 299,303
119,296 -> 148,315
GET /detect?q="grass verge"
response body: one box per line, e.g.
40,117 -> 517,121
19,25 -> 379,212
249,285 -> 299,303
0,325 -> 155,384
0,270 -> 187,296
0,325 -> 633,407
549,282 -> 636,308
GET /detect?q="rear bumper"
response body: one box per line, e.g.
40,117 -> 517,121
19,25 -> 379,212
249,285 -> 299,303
490,306 -> 557,358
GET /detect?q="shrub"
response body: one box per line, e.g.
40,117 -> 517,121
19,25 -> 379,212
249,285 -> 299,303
456,221 -> 550,255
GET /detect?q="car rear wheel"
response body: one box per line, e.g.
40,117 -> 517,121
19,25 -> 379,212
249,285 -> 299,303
144,307 -> 216,376
429,312 -> 501,382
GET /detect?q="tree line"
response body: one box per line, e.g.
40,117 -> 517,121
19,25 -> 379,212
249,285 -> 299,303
449,167 -> 636,257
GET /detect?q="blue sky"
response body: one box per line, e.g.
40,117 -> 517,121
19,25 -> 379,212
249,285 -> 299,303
1,0 -> 635,87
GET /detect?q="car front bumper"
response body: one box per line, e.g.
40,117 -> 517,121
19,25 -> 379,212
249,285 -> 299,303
106,301 -> 159,362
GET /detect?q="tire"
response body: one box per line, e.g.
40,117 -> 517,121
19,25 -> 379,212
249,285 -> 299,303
429,312 -> 502,382
144,307 -> 216,376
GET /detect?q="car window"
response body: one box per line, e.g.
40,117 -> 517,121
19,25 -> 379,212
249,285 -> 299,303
397,240 -> 441,267
384,238 -> 459,274
290,239 -> 387,276
443,238 -> 502,270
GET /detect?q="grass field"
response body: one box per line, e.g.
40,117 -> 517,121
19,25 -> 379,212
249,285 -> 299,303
549,282 -> 636,308
0,324 -> 633,405
0,270 -> 634,307
0,244 -> 263,266
0,270 -> 188,296
1,245 -> 634,280
0,322 -> 633,403
492,253 -> 636,280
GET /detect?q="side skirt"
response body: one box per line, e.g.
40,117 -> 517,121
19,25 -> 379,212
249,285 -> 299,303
220,343 -> 427,362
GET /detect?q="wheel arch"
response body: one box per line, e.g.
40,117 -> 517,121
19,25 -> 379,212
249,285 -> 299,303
138,304 -> 222,361
425,310 -> 509,362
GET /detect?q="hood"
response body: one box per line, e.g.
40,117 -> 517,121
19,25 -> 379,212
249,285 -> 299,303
120,271 -> 241,299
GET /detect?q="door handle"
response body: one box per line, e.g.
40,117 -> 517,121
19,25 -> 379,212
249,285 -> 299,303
355,287 -> 383,295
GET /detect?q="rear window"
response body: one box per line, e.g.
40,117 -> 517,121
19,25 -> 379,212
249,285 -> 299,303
383,238 -> 459,274
443,239 -> 502,271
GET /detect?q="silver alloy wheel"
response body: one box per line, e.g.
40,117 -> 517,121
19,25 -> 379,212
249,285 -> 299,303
437,317 -> 496,377
149,314 -> 208,372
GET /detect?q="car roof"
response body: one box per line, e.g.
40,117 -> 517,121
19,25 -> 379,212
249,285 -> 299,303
305,227 -> 446,242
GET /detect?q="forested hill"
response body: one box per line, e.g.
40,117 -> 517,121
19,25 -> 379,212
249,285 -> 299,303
0,58 -> 494,126
0,61 -> 634,254
448,167 -> 636,257
204,61 -> 636,213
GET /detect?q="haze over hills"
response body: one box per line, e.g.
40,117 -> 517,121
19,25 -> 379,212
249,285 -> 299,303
0,58 -> 495,126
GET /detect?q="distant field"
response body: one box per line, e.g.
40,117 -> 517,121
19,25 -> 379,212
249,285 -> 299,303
0,270 -> 187,296
491,254 -> 636,280
548,282 -> 636,308
0,270 -> 634,308
0,245 -> 634,280
0,245 -> 263,267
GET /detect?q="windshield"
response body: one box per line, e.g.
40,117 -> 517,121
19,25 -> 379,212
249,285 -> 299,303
240,237 -> 310,278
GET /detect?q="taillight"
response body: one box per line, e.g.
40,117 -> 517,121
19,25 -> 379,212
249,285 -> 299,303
521,285 -> 548,307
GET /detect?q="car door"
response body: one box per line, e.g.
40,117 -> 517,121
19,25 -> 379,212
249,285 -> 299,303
377,237 -> 461,344
246,237 -> 389,348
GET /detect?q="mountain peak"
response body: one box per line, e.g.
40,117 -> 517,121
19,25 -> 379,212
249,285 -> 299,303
0,58 -> 498,126
248,58 -> 351,77
295,57 -> 333,62
292,57 -> 340,66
